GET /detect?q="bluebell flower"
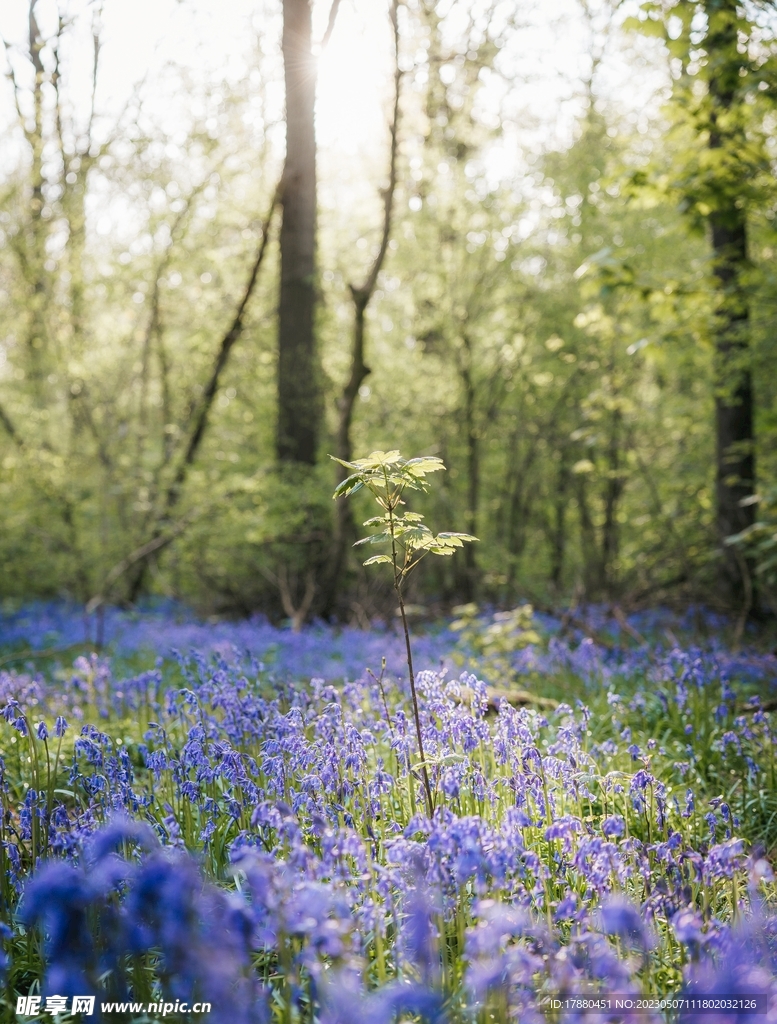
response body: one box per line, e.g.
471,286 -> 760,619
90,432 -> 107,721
599,895 -> 651,948
602,815 -> 625,838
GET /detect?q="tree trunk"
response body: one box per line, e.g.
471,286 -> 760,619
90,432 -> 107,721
276,0 -> 319,465
705,0 -> 755,603
324,293 -> 370,611
461,333 -> 478,601
711,216 -> 754,600
550,458 -> 570,592
26,0 -> 49,393
601,404 -> 623,596
576,473 -> 597,596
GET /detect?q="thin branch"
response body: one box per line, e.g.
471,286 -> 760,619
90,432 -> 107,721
352,0 -> 402,305
319,0 -> 343,50
85,508 -> 200,613
2,38 -> 30,136
138,185 -> 207,460
167,182 -> 280,511
0,403 -> 22,446
89,183 -> 281,607
87,2 -> 104,144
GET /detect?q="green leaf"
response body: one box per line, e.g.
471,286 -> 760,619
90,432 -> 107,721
329,455 -> 360,471
333,473 -> 364,499
363,515 -> 391,527
353,533 -> 390,546
363,554 -> 393,566
394,524 -> 434,548
405,457 -> 446,476
356,450 -> 402,469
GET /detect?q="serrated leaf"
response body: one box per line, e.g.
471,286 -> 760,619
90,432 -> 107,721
353,533 -> 390,547
363,554 -> 393,566
333,474 -> 364,499
356,450 -> 402,469
329,455 -> 360,471
405,457 -> 446,476
395,524 -> 434,548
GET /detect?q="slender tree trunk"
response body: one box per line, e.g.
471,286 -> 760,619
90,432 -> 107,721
323,0 -> 402,615
576,473 -> 597,596
26,0 -> 49,393
550,458 -> 570,591
277,0 -> 319,465
705,0 -> 755,603
601,404 -> 622,596
461,333 -> 478,601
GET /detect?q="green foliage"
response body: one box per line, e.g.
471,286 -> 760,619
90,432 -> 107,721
727,487 -> 777,596
333,449 -> 476,815
332,451 -> 477,578
0,0 -> 776,616
451,602 -> 540,654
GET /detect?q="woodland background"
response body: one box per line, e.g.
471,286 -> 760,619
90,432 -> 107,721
1,0 -> 776,625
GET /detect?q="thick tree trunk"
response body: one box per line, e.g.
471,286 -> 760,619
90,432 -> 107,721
711,216 -> 754,599
277,0 -> 319,465
705,0 -> 755,603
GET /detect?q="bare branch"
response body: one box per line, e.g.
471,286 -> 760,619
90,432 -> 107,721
86,510 -> 199,613
167,182 -> 280,509
275,566 -> 317,631
319,0 -> 343,50
2,38 -> 30,137
323,0 -> 403,614
0,402 -> 22,446
98,182 -> 281,605
352,0 -> 402,305
87,2 -> 104,144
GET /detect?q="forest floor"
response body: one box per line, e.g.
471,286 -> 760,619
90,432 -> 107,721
0,601 -> 775,1022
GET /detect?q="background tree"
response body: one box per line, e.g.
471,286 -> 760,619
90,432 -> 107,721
276,0 -> 320,465
0,0 -> 776,622
629,0 -> 777,605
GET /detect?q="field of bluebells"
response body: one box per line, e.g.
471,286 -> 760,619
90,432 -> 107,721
0,602 -> 776,1023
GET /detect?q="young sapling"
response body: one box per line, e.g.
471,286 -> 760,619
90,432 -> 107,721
332,450 -> 477,817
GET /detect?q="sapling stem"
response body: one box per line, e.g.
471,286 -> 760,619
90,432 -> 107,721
332,450 -> 476,821
367,658 -> 394,735
387,485 -> 434,818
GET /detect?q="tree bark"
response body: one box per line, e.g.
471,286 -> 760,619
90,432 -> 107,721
601,403 -> 623,596
277,0 -> 319,465
705,0 -> 755,602
711,217 -> 753,592
576,473 -> 597,596
461,332 -> 478,601
550,458 -> 570,592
